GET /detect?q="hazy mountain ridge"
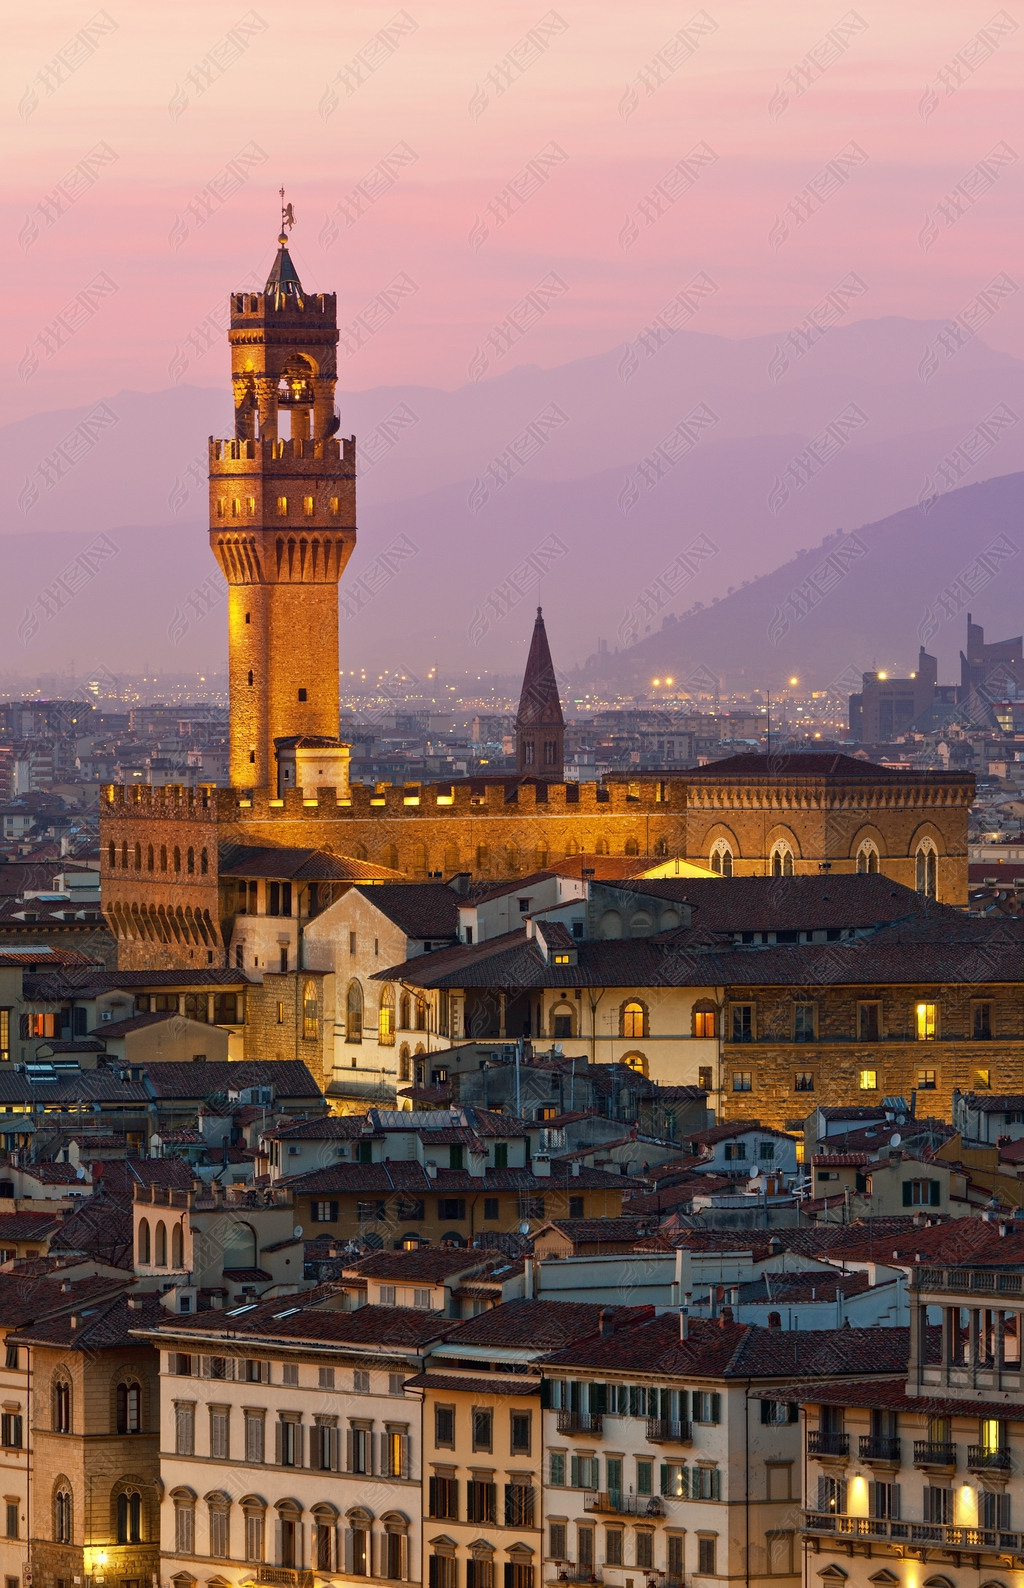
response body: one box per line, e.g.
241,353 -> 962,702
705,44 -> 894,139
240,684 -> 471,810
4,316 -> 1024,680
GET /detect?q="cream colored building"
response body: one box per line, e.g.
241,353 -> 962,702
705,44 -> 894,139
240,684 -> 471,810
137,1294 -> 455,1588
801,1233 -> 1024,1588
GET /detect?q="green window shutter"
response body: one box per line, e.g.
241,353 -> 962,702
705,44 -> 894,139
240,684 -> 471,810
930,1179 -> 941,1206
540,1378 -> 550,1408
788,1402 -> 799,1423
593,1382 -> 608,1414
711,1468 -> 721,1500
760,1400 -> 771,1425
711,1392 -> 721,1424
570,1455 -> 580,1488
902,1181 -> 913,1207
660,1463 -> 670,1497
681,1466 -> 690,1499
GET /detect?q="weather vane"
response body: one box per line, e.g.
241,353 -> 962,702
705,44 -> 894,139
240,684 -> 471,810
279,186 -> 295,233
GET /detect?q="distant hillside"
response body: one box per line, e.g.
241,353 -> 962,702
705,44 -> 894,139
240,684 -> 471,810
582,471 -> 1024,692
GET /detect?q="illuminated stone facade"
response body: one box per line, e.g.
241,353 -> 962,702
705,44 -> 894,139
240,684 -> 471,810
99,239 -> 973,972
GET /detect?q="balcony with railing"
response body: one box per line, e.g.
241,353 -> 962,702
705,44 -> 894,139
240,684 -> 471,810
859,1435 -> 901,1464
804,1512 -> 1024,1553
968,1445 -> 1011,1472
252,1570 -> 314,1588
545,1570 -> 602,1586
557,1410 -> 603,1435
646,1417 -> 692,1444
913,1441 -> 956,1469
583,1492 -> 665,1518
807,1430 -> 849,1458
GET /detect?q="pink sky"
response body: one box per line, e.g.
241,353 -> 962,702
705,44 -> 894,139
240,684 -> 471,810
5,0 -> 1024,424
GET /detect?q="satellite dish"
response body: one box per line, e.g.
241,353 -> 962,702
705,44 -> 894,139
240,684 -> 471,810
897,1115 -> 906,1125
75,1166 -> 86,1180
890,1133 -> 902,1147
519,1221 -> 531,1236
749,1166 -> 760,1179
293,1225 -> 304,1238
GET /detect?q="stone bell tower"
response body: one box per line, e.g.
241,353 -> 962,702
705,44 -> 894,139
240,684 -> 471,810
209,215 -> 356,789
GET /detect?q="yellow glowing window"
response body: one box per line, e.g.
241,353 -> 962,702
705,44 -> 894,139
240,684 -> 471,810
916,1002 -> 937,1040
277,496 -> 288,516
981,1418 -> 1003,1453
329,497 -> 340,516
859,1069 -> 877,1091
247,497 -> 256,516
303,495 -> 314,517
231,498 -> 240,517
553,953 -> 571,965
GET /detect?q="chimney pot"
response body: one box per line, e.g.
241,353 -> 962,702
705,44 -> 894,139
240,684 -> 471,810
599,1309 -> 613,1338
679,1309 -> 689,1341
719,1305 -> 734,1327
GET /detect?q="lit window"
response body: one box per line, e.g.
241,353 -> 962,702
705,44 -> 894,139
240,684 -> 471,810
277,496 -> 288,516
231,498 -> 240,517
918,1069 -> 937,1090
329,497 -> 340,515
622,1002 -> 645,1038
976,1068 -> 992,1091
859,1069 -> 878,1091
916,1003 -> 937,1041
303,495 -> 314,517
247,496 -> 256,515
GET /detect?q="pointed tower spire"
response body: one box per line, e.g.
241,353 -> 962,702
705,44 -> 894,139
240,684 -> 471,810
515,606 -> 565,779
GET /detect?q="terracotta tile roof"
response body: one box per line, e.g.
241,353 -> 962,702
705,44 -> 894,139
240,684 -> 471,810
0,1272 -> 124,1330
219,844 -> 403,882
344,1249 -> 490,1282
616,875 -> 950,934
811,1152 -> 869,1168
535,1217 -> 654,1245
284,1161 -> 635,1194
140,1060 -> 322,1099
11,1287 -> 168,1348
469,872 -> 557,906
265,1116 -> 372,1141
959,1091 -> 1024,1112
353,883 -> 460,938
404,1371 -> 540,1396
0,1211 -> 60,1241
444,1298 -> 652,1350
542,1313 -> 916,1380
138,1294 -> 454,1349
687,751 -> 970,783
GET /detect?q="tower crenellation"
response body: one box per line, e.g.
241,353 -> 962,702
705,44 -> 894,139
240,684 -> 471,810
210,223 -> 356,790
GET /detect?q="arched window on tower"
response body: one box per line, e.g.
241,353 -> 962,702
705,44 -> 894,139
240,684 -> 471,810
857,841 -> 880,874
916,840 -> 938,899
304,981 -> 320,1041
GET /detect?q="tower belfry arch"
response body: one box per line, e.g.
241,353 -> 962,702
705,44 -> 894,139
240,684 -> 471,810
208,215 -> 356,789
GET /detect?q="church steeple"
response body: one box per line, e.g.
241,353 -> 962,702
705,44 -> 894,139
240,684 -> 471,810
515,607 -> 565,779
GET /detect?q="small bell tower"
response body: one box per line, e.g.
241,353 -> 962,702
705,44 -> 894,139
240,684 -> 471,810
209,195 -> 356,790
515,607 -> 565,779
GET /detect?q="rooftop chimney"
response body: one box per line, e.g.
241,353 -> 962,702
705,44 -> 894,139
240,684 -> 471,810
599,1309 -> 614,1338
719,1305 -> 734,1327
679,1309 -> 689,1341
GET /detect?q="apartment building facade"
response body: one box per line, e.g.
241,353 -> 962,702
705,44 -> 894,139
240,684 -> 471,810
138,1296 -> 455,1588
800,1229 -> 1024,1588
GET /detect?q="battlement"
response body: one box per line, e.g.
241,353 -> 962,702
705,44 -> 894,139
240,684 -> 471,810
231,290 -> 337,322
102,777 -> 689,822
209,436 -> 355,470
